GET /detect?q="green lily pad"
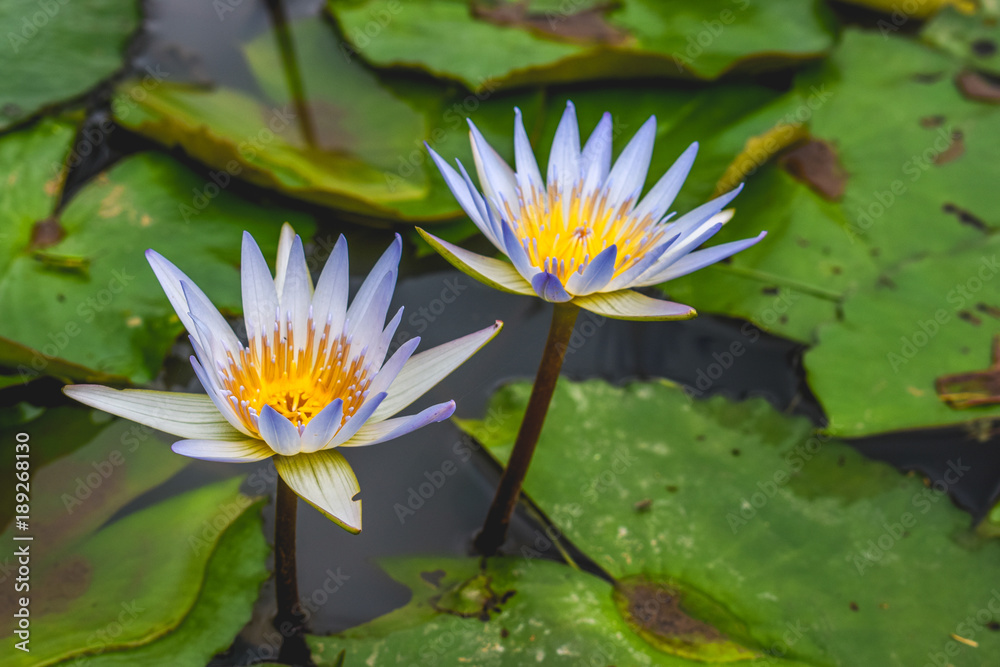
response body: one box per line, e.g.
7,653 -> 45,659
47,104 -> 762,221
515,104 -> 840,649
0,0 -> 139,129
459,379 -> 1000,666
327,0 -> 835,89
309,556 -> 776,666
60,496 -> 268,667
0,477 -> 260,667
0,118 -> 314,384
0,407 -> 187,556
805,237 -> 1000,437
922,6 -> 1000,76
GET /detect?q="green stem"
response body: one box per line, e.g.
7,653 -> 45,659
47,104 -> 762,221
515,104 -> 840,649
273,475 -> 309,664
264,0 -> 317,147
474,301 -> 580,556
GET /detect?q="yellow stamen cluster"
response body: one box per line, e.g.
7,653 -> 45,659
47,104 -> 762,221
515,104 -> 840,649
216,316 -> 372,434
503,182 -> 666,284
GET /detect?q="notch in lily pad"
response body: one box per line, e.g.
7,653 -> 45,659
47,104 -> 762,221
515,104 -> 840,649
613,575 -> 758,662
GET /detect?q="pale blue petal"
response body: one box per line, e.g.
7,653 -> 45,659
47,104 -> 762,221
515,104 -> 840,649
636,232 -> 767,286
278,234 -> 312,346
455,159 -> 504,249
514,107 -> 543,189
468,120 -> 519,216
603,115 -> 656,209
632,142 -> 699,223
258,404 -> 302,456
547,101 -> 581,190
565,244 -> 617,296
345,235 -> 401,336
312,234 -> 349,339
299,399 -> 344,453
501,221 -> 538,281
347,270 -> 395,351
427,144 -> 489,230
531,272 -> 573,303
189,355 -> 254,437
666,184 -> 744,239
241,231 -> 279,354
580,112 -> 612,194
172,439 -> 274,462
342,401 -> 456,447
603,232 -> 679,291
328,392 -> 388,448
367,336 -> 421,399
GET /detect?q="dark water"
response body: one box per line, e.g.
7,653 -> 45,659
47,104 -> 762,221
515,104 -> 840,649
6,0 -> 1000,663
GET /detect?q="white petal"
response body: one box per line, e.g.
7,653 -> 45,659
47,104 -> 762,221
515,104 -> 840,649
273,222 -> 297,298
427,144 -> 491,231
189,356 -> 255,437
603,115 -> 656,210
274,450 -> 361,533
580,112 -> 612,194
241,231 -> 279,355
455,159 -> 505,250
345,236 -> 401,336
602,233 -> 677,292
299,399 -> 344,454
513,107 -> 543,189
327,392 -> 387,449
501,221 -> 538,282
278,234 -> 313,347
416,229 -> 533,296
343,401 -> 456,447
183,283 -> 238,365
258,405 -> 302,456
632,142 -> 699,223
573,290 -> 696,321
62,385 -> 246,441
347,270 -> 395,352
469,120 -> 519,217
312,234 -> 349,340
547,101 -> 581,190
367,336 -> 421,400
145,249 -> 241,354
172,439 -> 273,462
371,321 -> 502,421
369,306 -> 404,369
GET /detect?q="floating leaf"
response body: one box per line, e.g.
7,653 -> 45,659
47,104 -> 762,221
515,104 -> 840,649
0,0 -> 139,129
922,7 -> 1000,76
460,379 -> 1000,665
0,118 -> 314,384
326,0 -> 836,89
0,478 -> 259,666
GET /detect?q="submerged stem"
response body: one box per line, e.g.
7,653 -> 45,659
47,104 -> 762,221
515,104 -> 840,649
273,475 -> 310,664
474,301 -> 580,556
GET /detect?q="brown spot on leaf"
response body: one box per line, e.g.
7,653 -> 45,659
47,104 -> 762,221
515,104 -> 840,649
421,569 -> 446,588
29,218 -> 65,250
937,335 -> 1000,408
666,485 -> 678,493
634,498 -> 653,512
956,69 -> 1000,103
959,311 -> 982,326
613,577 -> 756,660
988,621 -> 1000,631
933,130 -> 964,165
778,139 -> 848,201
941,202 -> 988,231
971,39 -> 997,57
761,286 -> 779,295
920,115 -> 946,128
796,237 -> 810,247
850,601 -> 859,611
731,448 -> 741,457
472,0 -> 629,46
500,627 -> 510,638
977,303 -> 1000,319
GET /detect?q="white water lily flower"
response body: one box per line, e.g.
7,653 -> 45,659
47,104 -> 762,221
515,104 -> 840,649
420,101 -> 767,320
64,225 -> 501,533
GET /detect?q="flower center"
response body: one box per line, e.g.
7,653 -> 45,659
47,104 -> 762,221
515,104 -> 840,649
216,315 -> 372,434
504,182 -> 666,285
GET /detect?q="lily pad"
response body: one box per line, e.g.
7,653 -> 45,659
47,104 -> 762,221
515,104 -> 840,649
922,7 -> 1000,76
0,407 -> 187,557
805,237 -> 1000,437
327,0 -> 835,89
0,477 -> 260,667
0,118 -> 314,384
309,556 -> 776,666
0,0 -> 139,129
459,379 -> 1000,666
61,495 -> 268,667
